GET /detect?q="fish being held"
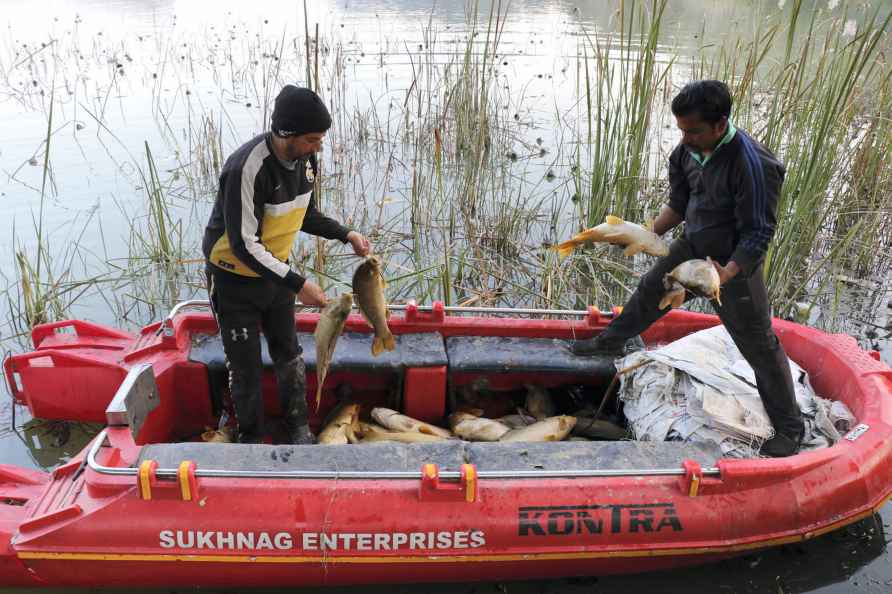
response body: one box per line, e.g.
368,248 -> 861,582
499,415 -> 576,443
658,279 -> 687,310
352,255 -> 396,356
318,402 -> 361,445
663,257 -> 722,305
371,407 -> 453,438
554,215 -> 669,259
313,293 -> 354,411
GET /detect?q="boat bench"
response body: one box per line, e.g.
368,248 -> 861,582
137,440 -> 722,473
445,336 -> 617,388
189,331 -> 449,420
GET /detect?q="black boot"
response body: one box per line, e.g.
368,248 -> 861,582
759,430 -> 802,458
290,424 -> 316,445
570,335 -> 644,357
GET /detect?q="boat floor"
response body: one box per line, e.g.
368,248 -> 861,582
137,440 -> 722,473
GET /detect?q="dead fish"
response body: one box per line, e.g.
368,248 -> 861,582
659,279 -> 687,310
497,412 -> 537,429
352,255 -> 396,356
451,416 -> 511,442
499,415 -> 577,443
524,384 -> 555,420
457,378 -> 516,418
448,411 -> 481,431
572,417 -> 629,440
201,426 -> 236,443
371,407 -> 452,438
554,215 -> 669,260
664,257 -> 721,305
358,422 -> 448,443
314,293 -> 354,411
318,403 -> 361,445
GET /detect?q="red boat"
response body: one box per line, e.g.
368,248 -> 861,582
1,301 -> 890,587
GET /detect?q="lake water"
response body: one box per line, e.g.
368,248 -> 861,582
1,0 -> 891,592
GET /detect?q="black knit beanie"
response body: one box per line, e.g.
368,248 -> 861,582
271,85 -> 332,137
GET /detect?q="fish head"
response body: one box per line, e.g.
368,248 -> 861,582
365,254 -> 383,271
336,292 -> 354,312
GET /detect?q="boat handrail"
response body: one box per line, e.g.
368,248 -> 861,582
86,429 -> 720,481
158,300 -> 612,335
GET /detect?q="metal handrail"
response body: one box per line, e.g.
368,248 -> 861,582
161,299 -> 611,329
86,429 -> 721,481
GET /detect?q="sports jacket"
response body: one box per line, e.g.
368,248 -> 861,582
667,125 -> 785,276
202,133 -> 350,291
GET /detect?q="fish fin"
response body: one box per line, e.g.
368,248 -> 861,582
371,337 -> 383,357
715,289 -> 722,306
554,241 -> 576,260
315,383 -> 323,412
644,219 -> 654,232
672,290 -> 686,309
384,334 -> 396,352
623,243 -> 644,257
605,215 -> 624,225
658,294 -> 672,310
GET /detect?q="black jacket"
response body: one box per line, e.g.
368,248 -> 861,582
667,128 -> 785,276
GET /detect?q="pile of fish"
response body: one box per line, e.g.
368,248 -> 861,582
316,384 -> 629,445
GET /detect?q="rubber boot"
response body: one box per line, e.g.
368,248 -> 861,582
275,357 -> 315,445
759,429 -> 802,458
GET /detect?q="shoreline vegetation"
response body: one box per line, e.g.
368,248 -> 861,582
0,0 -> 889,352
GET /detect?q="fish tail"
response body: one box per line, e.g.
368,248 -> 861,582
384,333 -> 396,351
554,241 -> 576,260
372,334 -> 395,356
672,291 -> 685,309
314,383 -> 323,412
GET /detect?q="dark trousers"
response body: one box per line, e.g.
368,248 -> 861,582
601,239 -> 804,439
206,270 -> 309,441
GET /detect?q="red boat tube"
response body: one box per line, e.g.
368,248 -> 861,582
0,303 -> 889,587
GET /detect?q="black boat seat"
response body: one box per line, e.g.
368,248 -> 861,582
190,331 -> 447,373
445,336 -> 617,379
137,440 -> 722,473
189,331 -> 448,414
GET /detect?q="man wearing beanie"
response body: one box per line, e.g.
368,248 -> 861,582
202,84 -> 370,444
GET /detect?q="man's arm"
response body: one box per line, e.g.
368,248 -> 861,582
661,145 -> 689,236
301,193 -> 352,242
652,204 -> 684,236
725,137 -> 785,282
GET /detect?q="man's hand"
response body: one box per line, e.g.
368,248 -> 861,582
297,280 -> 328,306
346,231 -> 371,257
712,260 -> 741,286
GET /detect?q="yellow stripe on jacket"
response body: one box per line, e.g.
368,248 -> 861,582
209,191 -> 311,277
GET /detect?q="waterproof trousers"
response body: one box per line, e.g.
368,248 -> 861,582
206,269 -> 309,443
599,239 -> 805,440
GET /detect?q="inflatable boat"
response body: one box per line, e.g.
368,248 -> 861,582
1,301 -> 890,587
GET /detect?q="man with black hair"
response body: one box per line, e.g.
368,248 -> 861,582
571,80 -> 804,457
203,85 -> 370,444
